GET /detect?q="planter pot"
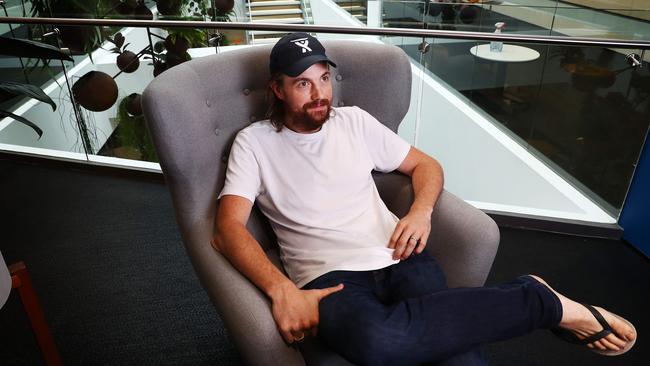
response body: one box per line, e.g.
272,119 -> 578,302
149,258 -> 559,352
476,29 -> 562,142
117,51 -> 140,73
156,0 -> 183,16
126,93 -> 143,116
215,0 -> 234,12
164,35 -> 190,54
72,71 -> 118,112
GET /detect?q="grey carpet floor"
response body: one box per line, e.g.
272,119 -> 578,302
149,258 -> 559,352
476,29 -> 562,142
0,157 -> 647,365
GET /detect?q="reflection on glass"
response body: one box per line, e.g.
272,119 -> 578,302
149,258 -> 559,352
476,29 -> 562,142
379,1 -> 650,214
399,34 -> 650,213
332,0 -> 368,23
382,1 -> 557,32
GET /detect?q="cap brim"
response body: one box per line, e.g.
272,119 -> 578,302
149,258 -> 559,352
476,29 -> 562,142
284,54 -> 337,77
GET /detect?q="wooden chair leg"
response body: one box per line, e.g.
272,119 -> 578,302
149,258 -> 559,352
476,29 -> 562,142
10,262 -> 63,366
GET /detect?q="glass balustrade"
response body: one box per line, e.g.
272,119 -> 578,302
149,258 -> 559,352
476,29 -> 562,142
1,9 -> 649,224
395,35 -> 649,221
378,1 -> 650,216
378,1 -> 650,40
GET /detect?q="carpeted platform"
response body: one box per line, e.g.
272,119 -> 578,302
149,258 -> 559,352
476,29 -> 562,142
0,157 -> 647,365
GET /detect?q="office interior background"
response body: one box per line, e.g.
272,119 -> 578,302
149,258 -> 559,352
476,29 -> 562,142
1,0 -> 649,365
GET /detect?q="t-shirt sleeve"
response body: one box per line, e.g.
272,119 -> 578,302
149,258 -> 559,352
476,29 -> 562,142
358,107 -> 412,173
218,130 -> 262,204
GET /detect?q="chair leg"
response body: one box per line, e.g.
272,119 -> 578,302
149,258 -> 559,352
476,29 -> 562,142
10,261 -> 63,366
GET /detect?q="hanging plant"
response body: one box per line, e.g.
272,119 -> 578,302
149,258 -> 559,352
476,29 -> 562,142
165,52 -> 191,67
112,96 -> 158,162
0,36 -> 73,138
164,34 -> 190,55
72,71 -> 118,112
111,0 -> 136,16
107,32 -> 140,73
133,0 -> 154,20
155,0 -> 184,16
152,60 -> 168,77
214,0 -> 234,13
125,93 -> 143,116
27,0 -> 106,55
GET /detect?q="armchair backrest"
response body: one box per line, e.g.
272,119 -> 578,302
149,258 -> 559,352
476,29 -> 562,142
142,40 -> 413,253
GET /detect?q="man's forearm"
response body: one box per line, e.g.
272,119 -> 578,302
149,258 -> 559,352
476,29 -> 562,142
214,223 -> 295,297
409,158 -> 444,217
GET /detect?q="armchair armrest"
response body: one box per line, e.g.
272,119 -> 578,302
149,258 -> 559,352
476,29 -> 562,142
185,226 -> 305,366
205,251 -> 305,366
427,191 -> 500,288
374,172 -> 499,288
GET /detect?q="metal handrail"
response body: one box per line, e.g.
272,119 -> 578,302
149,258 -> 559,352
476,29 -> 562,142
2,16 -> 650,48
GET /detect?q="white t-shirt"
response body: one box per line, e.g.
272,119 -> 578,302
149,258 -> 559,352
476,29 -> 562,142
219,106 -> 411,287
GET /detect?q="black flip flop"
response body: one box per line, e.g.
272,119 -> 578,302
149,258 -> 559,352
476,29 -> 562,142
551,303 -> 636,356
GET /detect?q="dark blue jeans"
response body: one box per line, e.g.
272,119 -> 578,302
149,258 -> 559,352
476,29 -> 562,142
302,252 -> 562,366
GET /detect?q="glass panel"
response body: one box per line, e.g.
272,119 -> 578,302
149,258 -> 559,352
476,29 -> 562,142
88,26 -> 161,163
530,44 -> 650,213
0,33 -> 87,159
1,15 -> 649,222
405,33 -> 650,219
331,0 -> 368,24
382,0 -> 424,29
552,1 -> 650,40
471,1 -> 556,34
382,1 -> 558,33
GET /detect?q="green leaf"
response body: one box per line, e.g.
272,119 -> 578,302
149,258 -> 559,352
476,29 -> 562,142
0,82 -> 56,111
0,110 -> 44,139
114,32 -> 125,49
0,36 -> 74,61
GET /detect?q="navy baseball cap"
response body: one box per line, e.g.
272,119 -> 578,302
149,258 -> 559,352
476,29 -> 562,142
269,33 -> 337,77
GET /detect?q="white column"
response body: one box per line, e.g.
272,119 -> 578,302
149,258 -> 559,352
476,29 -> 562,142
367,0 -> 383,28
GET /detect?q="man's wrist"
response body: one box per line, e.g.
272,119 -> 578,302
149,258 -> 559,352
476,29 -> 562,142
409,204 -> 433,218
266,279 -> 298,301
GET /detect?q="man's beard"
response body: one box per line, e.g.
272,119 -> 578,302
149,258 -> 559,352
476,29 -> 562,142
292,99 -> 332,131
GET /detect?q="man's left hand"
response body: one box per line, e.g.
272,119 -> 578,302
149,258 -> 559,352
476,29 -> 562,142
388,208 -> 432,260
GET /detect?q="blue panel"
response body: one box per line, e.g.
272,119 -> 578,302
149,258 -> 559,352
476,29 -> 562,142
620,131 -> 650,257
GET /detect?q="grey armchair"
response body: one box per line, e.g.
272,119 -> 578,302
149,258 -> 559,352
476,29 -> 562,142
142,40 -> 500,366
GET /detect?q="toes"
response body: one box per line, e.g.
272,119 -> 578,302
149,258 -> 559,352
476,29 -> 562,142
605,333 -> 628,349
598,337 -> 621,351
611,314 -> 636,341
598,308 -> 636,344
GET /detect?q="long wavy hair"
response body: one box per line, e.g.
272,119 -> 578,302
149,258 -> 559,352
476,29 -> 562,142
265,72 -> 286,132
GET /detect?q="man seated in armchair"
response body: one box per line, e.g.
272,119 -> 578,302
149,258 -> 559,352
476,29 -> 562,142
211,33 -> 637,365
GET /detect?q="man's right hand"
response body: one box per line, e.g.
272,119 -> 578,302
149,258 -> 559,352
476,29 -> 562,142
268,281 -> 344,344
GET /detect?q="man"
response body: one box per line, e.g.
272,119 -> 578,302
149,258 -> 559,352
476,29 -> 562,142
212,33 -> 636,365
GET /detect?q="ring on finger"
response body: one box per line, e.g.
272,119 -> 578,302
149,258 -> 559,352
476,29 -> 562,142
294,333 -> 305,342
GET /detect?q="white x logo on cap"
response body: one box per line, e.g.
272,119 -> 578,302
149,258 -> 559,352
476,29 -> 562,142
291,38 -> 312,53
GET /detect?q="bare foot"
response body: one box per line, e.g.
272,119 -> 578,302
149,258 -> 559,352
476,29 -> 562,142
528,275 -> 636,354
